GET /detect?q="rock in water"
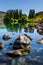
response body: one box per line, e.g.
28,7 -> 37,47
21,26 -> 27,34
6,49 -> 30,57
13,34 -> 32,50
37,29 -> 43,35
0,42 -> 4,50
6,50 -> 22,58
3,34 -> 11,40
20,35 -> 30,44
37,38 -> 43,44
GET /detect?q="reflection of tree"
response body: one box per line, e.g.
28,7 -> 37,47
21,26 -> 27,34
5,23 -> 26,33
5,22 -> 34,34
29,26 -> 34,33
24,27 -> 29,33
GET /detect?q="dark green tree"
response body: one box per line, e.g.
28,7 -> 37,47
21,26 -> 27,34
28,9 -> 35,18
19,10 -> 22,17
14,9 -> 19,19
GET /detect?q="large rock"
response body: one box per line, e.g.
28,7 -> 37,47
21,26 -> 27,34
13,34 -> 32,50
3,34 -> 11,40
0,42 -> 4,49
37,38 -> 43,44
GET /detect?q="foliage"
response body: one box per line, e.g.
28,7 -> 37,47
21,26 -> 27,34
4,9 -> 27,25
4,9 -> 43,28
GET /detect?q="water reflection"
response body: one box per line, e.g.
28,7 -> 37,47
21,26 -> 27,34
29,26 -> 34,33
5,23 -> 35,34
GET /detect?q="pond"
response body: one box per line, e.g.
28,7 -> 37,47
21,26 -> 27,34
0,25 -> 43,65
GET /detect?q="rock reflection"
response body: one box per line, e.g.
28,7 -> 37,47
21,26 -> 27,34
29,26 -> 34,33
24,27 -> 29,33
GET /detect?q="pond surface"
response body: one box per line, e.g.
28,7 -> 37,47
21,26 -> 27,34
0,26 -> 43,65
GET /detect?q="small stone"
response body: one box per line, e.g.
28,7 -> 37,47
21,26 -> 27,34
37,38 -> 43,44
0,42 -> 4,50
3,34 -> 11,40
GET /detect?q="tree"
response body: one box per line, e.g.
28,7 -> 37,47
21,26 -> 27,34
4,9 -> 27,25
14,9 -> 19,19
19,10 -> 22,17
7,10 -> 14,18
28,9 -> 35,18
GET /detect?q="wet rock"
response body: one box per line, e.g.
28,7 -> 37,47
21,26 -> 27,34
3,34 -> 11,40
0,42 -> 4,49
6,49 -> 30,57
21,44 -> 31,50
37,38 -> 43,44
13,34 -> 32,50
37,29 -> 43,35
24,34 -> 32,40
36,22 -> 43,29
6,49 -> 22,57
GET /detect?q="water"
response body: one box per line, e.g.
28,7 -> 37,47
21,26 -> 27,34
0,27 -> 43,65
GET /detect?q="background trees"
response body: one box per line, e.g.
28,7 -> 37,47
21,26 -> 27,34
4,9 -> 27,25
4,9 -> 36,26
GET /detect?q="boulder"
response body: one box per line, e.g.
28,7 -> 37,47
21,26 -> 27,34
3,34 -> 11,40
0,42 -> 4,49
13,34 -> 32,50
37,38 -> 43,44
